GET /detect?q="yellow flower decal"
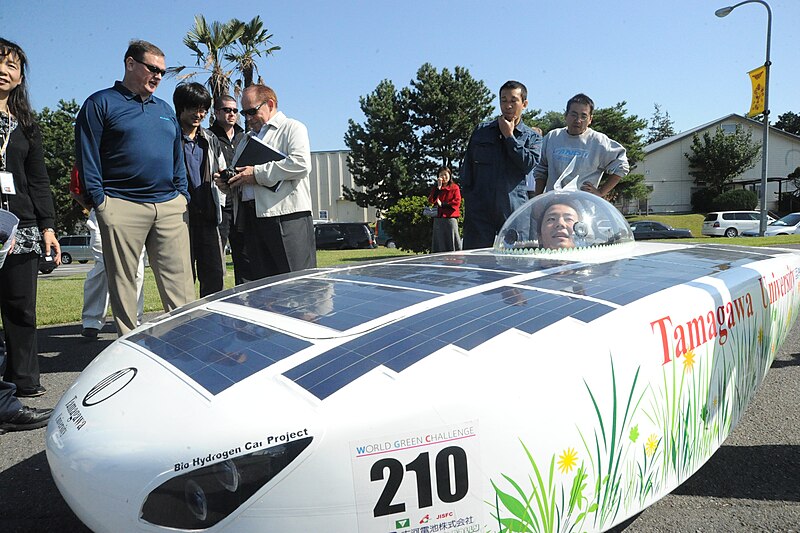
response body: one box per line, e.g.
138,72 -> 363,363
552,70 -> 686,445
713,396 -> 718,408
758,328 -> 763,344
683,349 -> 695,373
645,434 -> 659,457
557,448 -> 578,474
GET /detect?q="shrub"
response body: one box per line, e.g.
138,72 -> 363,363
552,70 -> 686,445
385,196 -> 434,253
691,188 -> 716,213
711,189 -> 758,211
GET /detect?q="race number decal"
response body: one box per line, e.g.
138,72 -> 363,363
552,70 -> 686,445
351,422 -> 482,533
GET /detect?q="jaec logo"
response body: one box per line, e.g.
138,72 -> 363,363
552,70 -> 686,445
395,518 -> 410,528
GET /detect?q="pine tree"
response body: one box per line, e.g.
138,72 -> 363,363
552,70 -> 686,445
646,104 -> 676,144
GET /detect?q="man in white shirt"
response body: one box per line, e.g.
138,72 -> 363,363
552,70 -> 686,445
533,93 -> 629,198
217,84 -> 316,281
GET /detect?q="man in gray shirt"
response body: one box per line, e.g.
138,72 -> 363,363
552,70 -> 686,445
533,93 -> 628,197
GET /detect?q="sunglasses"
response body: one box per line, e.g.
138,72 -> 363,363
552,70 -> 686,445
131,57 -> 166,77
241,101 -> 268,117
216,107 -> 238,114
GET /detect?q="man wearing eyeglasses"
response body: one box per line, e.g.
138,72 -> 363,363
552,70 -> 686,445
209,95 -> 249,284
216,84 -> 315,281
532,93 -> 628,198
75,39 -> 194,336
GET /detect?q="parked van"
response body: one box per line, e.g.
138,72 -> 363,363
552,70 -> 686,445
58,234 -> 93,264
314,222 -> 375,250
701,211 -> 775,238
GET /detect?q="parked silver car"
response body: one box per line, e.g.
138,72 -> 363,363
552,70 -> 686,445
742,212 -> 800,236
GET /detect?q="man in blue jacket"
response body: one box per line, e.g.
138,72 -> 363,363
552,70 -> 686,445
75,40 -> 194,335
460,81 -> 542,249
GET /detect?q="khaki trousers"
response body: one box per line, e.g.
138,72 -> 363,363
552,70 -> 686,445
96,195 -> 195,335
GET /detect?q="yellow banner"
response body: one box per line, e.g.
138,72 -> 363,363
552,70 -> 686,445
747,65 -> 766,117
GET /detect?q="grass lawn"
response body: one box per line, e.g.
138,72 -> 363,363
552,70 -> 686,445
36,247 -> 415,327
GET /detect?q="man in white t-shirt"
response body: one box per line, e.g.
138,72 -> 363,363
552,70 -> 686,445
533,93 -> 629,198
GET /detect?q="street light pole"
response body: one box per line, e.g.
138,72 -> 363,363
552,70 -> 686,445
716,0 -> 772,235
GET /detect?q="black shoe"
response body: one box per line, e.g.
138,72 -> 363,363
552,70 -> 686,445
81,327 -> 99,338
14,385 -> 46,398
0,406 -> 53,432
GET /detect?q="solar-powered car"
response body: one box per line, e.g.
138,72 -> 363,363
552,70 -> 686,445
46,187 -> 800,533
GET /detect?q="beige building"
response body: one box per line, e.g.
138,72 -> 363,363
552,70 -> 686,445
308,150 -> 377,223
633,114 -> 800,213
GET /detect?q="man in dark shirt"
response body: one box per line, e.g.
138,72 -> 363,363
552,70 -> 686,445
174,83 -> 226,297
208,95 -> 249,284
460,80 -> 542,249
75,40 -> 194,335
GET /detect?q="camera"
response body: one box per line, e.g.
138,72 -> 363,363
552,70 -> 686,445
219,168 -> 237,184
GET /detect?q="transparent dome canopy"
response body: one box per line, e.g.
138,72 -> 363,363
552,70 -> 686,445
493,189 -> 634,255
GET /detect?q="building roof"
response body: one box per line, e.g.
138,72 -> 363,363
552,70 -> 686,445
645,113 -> 800,153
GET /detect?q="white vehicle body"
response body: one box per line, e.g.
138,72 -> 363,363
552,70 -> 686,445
47,194 -> 800,533
701,211 -> 775,237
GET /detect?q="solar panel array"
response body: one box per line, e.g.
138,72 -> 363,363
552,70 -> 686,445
128,244 -> 780,398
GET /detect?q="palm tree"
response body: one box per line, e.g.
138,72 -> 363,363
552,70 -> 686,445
225,16 -> 281,88
178,15 -> 244,101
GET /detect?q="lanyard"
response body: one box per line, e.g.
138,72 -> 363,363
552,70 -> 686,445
0,112 -> 10,165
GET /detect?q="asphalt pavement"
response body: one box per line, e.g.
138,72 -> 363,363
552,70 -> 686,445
1,318 -> 799,533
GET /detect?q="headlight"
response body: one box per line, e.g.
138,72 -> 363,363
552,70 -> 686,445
140,437 -> 312,529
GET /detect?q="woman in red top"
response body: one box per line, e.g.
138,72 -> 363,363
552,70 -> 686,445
428,166 -> 462,252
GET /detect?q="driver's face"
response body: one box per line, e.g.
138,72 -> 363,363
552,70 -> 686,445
540,204 -> 579,249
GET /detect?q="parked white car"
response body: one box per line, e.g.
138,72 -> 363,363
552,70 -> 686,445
701,211 -> 775,237
742,212 -> 800,236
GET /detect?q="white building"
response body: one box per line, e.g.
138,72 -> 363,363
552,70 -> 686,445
632,114 -> 800,213
309,150 -> 377,223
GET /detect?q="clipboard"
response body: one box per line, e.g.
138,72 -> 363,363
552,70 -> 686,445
233,135 -> 287,192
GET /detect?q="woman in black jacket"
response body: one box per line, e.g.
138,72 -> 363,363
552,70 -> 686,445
0,38 -> 60,397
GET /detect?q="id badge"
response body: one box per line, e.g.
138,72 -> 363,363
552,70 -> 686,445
0,171 -> 15,195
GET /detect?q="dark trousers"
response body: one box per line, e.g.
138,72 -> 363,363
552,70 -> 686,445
229,216 -> 250,286
240,202 -> 316,282
0,339 -> 23,418
0,252 -> 40,388
189,219 -> 225,298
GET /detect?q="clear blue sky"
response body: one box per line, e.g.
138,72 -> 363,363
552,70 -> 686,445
2,0 -> 797,151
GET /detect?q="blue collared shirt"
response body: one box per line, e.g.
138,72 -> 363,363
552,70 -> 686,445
75,81 -> 188,207
182,133 -> 203,190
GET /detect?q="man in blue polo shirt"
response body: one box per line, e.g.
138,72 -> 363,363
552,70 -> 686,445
75,39 -> 195,336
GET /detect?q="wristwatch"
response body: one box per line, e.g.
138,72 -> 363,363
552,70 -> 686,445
41,227 -> 55,235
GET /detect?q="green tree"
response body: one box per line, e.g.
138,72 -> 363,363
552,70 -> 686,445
646,103 -> 676,144
775,111 -> 800,136
527,110 -> 564,135
711,189 -> 758,211
590,102 -> 647,166
225,15 -> 281,90
179,15 -> 280,103
684,125 -> 761,195
345,65 -> 493,211
343,80 -> 421,212
35,99 -> 82,234
384,196 -> 434,253
610,173 -> 649,205
406,63 -> 493,176
180,15 -> 244,101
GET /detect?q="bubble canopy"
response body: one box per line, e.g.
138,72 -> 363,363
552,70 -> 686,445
493,190 -> 634,255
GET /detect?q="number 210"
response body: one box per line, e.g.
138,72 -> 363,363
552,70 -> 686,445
370,446 -> 468,517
